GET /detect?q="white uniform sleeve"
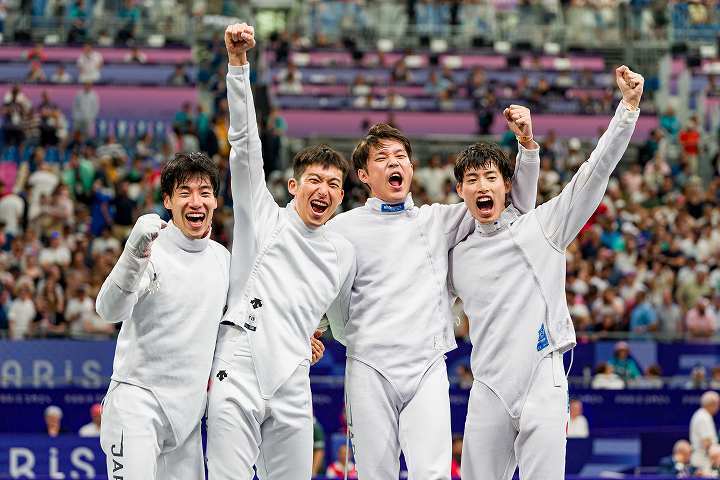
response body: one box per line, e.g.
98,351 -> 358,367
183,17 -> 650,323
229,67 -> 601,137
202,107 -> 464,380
226,63 -> 281,267
95,251 -> 152,324
535,103 -> 639,250
509,143 -> 540,213
325,247 -> 357,346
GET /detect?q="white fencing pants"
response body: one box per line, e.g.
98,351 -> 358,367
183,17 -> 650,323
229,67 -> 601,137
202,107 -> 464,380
461,352 -> 569,480
345,357 -> 451,480
206,326 -> 313,480
100,381 -> 205,480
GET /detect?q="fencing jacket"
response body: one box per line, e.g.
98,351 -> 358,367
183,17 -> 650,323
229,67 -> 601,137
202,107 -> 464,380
96,221 -> 231,445
222,63 -> 355,399
326,145 -> 539,399
450,102 -> 639,416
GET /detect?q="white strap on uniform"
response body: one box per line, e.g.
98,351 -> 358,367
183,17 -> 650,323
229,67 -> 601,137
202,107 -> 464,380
551,350 -> 564,387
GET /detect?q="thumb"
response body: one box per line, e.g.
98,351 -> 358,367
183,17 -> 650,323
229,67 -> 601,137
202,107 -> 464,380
503,108 -> 512,121
313,329 -> 323,339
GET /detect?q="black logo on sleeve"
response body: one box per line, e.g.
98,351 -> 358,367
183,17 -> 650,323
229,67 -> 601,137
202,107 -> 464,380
111,431 -> 124,479
250,298 -> 262,309
216,370 -> 228,381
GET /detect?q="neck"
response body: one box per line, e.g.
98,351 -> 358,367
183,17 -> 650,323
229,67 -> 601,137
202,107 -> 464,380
292,202 -> 319,230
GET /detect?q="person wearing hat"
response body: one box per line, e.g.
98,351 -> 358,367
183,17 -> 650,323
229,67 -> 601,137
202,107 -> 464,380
78,403 -> 102,437
44,405 -> 65,437
608,341 -> 642,383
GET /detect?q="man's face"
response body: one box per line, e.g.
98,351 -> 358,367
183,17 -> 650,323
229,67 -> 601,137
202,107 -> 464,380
358,140 -> 413,204
162,175 -> 217,239
570,401 -> 582,418
288,164 -> 344,228
456,164 -> 511,224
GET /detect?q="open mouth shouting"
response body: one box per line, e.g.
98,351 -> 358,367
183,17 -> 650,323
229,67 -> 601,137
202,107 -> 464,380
185,211 -> 206,229
476,195 -> 494,215
387,172 -> 404,190
309,199 -> 329,216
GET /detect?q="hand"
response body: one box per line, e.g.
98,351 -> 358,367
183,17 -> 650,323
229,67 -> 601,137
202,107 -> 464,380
504,104 -> 533,138
225,23 -> 255,66
503,104 -> 536,148
311,330 -> 325,365
126,214 -> 167,258
615,65 -> 643,110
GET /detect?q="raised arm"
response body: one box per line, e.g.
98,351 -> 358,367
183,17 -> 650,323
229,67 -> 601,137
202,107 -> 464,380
225,23 -> 280,258
505,105 -> 540,213
95,214 -> 164,323
536,66 -> 643,250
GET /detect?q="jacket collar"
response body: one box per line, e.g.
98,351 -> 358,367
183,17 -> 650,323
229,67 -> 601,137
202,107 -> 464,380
475,205 -> 520,236
365,194 -> 415,214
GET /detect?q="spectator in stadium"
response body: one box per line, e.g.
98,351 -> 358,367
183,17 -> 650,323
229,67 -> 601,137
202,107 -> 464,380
23,43 -> 47,63
690,391 -> 720,472
124,45 -> 147,64
658,439 -> 696,476
26,61 -> 46,83
686,365 -> 709,390
710,367 -> 720,389
2,84 -> 31,146
685,297 -> 717,338
608,341 -> 642,383
450,435 -> 463,478
0,180 -> 25,238
78,403 -> 102,437
7,280 -> 35,339
39,231 -> 71,267
72,83 -> 99,136
659,106 -> 681,137
567,399 -> 589,438
325,444 -> 357,479
76,42 -> 103,83
633,364 -> 665,389
168,63 -> 191,86
312,417 -> 325,476
629,288 -> 658,335
44,405 -> 65,437
679,116 -> 701,174
656,289 -> 683,337
277,60 -> 303,94
591,363 -> 624,389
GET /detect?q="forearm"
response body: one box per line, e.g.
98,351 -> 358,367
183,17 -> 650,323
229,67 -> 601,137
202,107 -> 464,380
96,251 -> 148,323
510,142 -> 540,213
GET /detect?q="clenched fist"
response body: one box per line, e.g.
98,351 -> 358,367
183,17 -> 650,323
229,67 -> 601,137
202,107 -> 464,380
615,65 -> 643,110
126,214 -> 167,258
225,23 -> 255,66
503,104 -> 536,148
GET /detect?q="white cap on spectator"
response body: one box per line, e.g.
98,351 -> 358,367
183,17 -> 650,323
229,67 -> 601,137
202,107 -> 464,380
44,405 -> 63,419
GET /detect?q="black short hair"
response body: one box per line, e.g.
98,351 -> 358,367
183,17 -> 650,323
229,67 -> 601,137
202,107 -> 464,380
293,144 -> 350,181
454,142 -> 513,184
160,152 -> 219,199
352,124 -> 413,172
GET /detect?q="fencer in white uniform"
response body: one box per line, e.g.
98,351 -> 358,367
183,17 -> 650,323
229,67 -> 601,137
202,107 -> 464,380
205,24 -> 355,480
96,153 -> 231,479
449,66 -> 642,479
326,110 -> 539,478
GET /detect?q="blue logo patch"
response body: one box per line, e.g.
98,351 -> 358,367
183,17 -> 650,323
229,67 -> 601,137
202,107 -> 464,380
536,324 -> 549,351
381,202 -> 405,213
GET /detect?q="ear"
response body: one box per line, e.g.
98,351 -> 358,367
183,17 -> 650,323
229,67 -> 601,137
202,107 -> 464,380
288,177 -> 298,197
504,178 -> 512,194
357,169 -> 369,186
162,194 -> 171,210
455,181 -> 464,198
